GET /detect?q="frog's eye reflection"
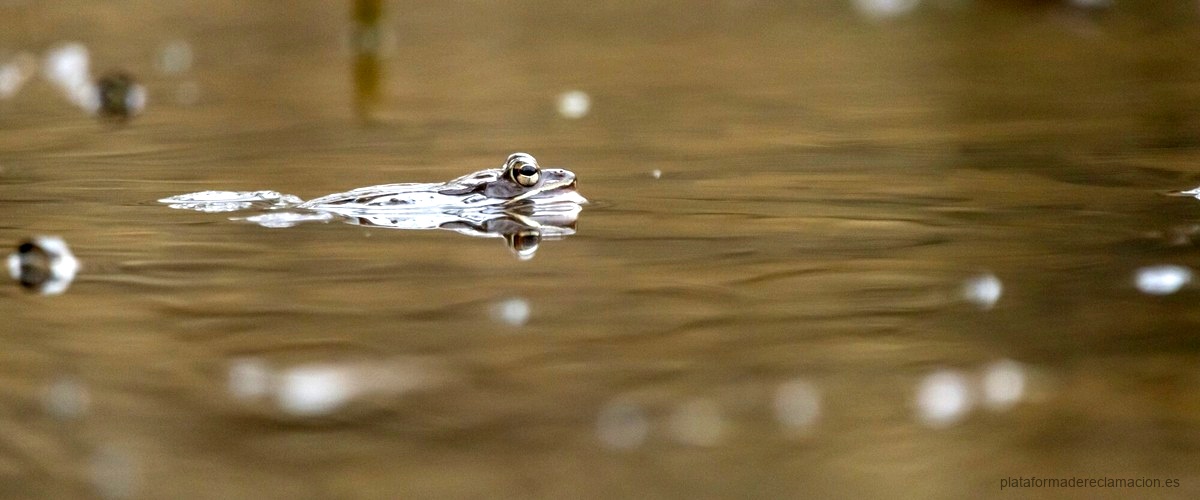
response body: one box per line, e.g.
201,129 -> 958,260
509,230 -> 542,260
510,162 -> 540,187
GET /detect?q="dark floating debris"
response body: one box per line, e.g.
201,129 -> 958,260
96,71 -> 146,121
41,43 -> 147,120
6,236 -> 79,295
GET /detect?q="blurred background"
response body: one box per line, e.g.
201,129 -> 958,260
2,0 -> 1200,498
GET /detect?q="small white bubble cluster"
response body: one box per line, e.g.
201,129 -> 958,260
1135,265 -> 1192,295
43,43 -> 100,114
228,357 -> 440,418
980,359 -> 1026,411
596,400 -> 650,450
915,369 -> 972,428
962,272 -> 1003,310
913,360 -> 1029,428
42,377 -> 90,420
491,297 -> 531,327
156,40 -> 193,75
275,364 -> 357,417
556,90 -> 591,119
0,53 -> 36,100
773,379 -> 821,432
227,358 -> 271,401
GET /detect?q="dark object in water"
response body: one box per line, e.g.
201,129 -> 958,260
6,236 -> 78,295
96,71 -> 146,120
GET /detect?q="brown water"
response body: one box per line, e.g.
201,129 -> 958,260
3,1 -> 1200,498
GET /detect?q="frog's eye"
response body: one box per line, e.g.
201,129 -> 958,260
509,161 -> 540,187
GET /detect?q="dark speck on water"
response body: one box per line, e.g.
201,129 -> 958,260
13,241 -> 51,288
96,71 -> 146,120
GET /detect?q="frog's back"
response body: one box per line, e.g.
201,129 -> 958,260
298,182 -> 493,211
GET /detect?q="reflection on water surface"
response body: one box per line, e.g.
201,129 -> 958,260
3,0 -> 1200,497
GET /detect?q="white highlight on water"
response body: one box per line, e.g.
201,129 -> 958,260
962,272 -> 1003,310
42,377 -> 90,420
275,364 -> 357,417
1135,265 -> 1192,295
156,40 -> 194,75
915,369 -> 973,428
980,359 -> 1026,411
557,90 -> 591,119
228,358 -> 272,401
492,297 -> 531,327
596,400 -> 650,450
774,379 -> 821,432
43,42 -> 100,114
0,53 -> 36,100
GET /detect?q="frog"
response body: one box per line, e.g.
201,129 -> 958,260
159,153 -> 585,259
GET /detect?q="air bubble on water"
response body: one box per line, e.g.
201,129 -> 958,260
43,42 -> 90,90
667,398 -> 724,447
0,53 -> 36,100
42,42 -> 101,113
980,359 -> 1025,411
962,272 -> 1002,310
275,364 -> 357,417
491,297 -> 531,327
915,369 -> 973,428
8,236 -> 79,296
5,252 -> 17,282
853,0 -> 920,19
89,445 -> 140,500
774,379 -> 821,432
228,358 -> 271,401
156,40 -> 193,75
596,399 -> 650,450
556,90 -> 590,119
1135,265 -> 1192,295
42,377 -> 90,420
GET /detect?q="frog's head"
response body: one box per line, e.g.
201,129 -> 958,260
440,153 -> 583,206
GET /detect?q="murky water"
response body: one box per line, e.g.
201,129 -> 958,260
3,1 -> 1200,498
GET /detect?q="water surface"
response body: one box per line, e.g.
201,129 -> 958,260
3,1 -> 1200,498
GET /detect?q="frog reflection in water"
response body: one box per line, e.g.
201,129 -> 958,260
160,153 -> 586,259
